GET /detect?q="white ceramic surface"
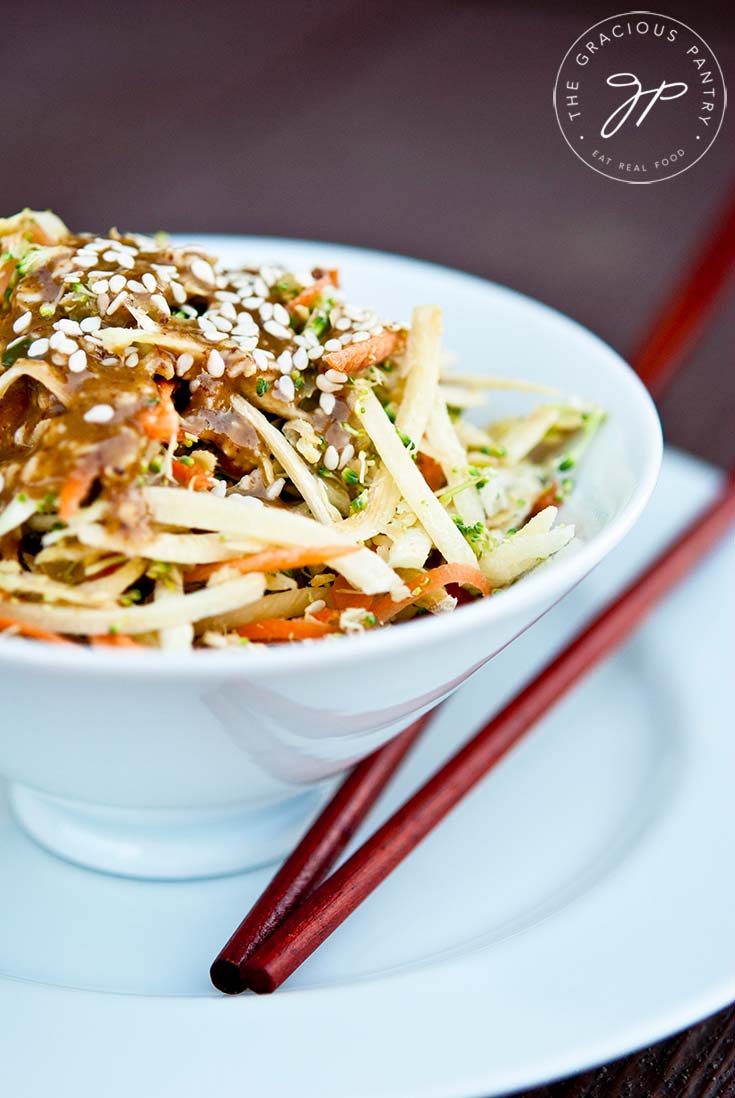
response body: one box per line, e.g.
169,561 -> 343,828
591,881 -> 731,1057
0,238 -> 662,878
0,450 -> 731,1098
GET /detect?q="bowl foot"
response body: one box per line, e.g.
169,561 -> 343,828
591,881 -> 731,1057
8,782 -> 324,880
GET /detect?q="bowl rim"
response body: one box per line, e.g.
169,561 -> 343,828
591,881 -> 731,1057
0,235 -> 662,679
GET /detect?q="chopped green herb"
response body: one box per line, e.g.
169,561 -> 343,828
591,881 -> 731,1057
480,444 -> 507,458
178,455 -> 195,466
17,493 -> 28,503
350,492 -> 367,513
256,378 -> 269,396
558,455 -> 575,472
36,492 -> 58,514
317,466 -> 331,478
341,467 -> 359,485
39,303 -> 56,318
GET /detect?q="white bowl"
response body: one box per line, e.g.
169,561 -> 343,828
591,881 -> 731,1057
0,238 -> 662,879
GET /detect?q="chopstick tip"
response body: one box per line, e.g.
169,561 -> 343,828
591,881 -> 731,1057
210,957 -> 247,995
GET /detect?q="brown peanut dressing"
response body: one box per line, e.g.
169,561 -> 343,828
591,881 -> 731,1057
0,232 -> 327,515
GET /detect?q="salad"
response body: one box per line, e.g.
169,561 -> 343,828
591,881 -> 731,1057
0,210 -> 603,649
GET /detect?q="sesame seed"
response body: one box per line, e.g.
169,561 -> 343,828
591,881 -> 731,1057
293,346 -> 308,370
127,280 -> 145,293
49,332 -> 78,355
211,315 -> 233,332
219,301 -> 237,320
84,403 -> 114,424
102,249 -> 120,263
190,378 -> 201,392
259,302 -> 274,321
276,374 -> 295,402
90,280 -> 109,295
307,346 -> 324,360
75,254 -> 97,269
207,349 -> 225,377
234,335 -> 258,351
319,391 -> 336,414
109,274 -> 127,294
276,350 -> 293,374
190,258 -> 215,286
12,312 -> 31,334
175,353 -> 194,376
304,330 -> 319,347
253,278 -> 269,297
106,292 -> 128,315
68,349 -> 88,373
324,339 -> 341,352
79,316 -> 102,333
339,444 -> 355,468
204,329 -> 227,342
263,319 -> 291,340
335,317 -> 351,331
117,253 -> 135,269
137,312 -> 158,331
351,330 -> 370,343
305,599 -> 326,616
125,352 -> 139,368
55,318 -> 82,335
101,356 -> 118,365
273,303 -> 290,326
170,280 -> 186,304
315,375 -> 338,393
241,296 -> 264,309
141,272 -> 157,293
325,368 -> 347,384
323,445 -> 339,470
252,348 -> 269,370
151,293 -> 171,316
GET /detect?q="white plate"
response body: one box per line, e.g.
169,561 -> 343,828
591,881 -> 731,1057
0,447 -> 732,1097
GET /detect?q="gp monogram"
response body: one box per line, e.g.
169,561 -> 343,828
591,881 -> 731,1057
553,12 -> 726,183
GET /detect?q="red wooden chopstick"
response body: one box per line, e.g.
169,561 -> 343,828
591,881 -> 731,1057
239,472 -> 735,993
630,187 -> 735,395
210,714 -> 431,992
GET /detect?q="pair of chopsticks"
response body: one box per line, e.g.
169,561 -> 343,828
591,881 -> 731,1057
211,189 -> 735,996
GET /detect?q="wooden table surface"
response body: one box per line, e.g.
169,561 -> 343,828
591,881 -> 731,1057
1,2 -> 733,1093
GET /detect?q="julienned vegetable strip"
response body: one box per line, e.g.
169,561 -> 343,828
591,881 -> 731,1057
186,544 -> 359,583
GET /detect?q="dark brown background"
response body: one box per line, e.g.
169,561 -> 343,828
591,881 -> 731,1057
2,2 -> 733,1094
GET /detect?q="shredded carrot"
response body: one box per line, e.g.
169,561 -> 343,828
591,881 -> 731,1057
236,618 -> 335,642
91,634 -> 142,648
529,481 -> 560,517
416,452 -> 446,492
171,459 -> 214,492
372,563 -> 490,623
58,465 -> 97,523
322,331 -> 401,375
424,563 -> 491,598
0,616 -> 72,644
186,544 -> 358,584
287,273 -> 339,314
329,583 -> 375,611
138,381 -> 179,441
